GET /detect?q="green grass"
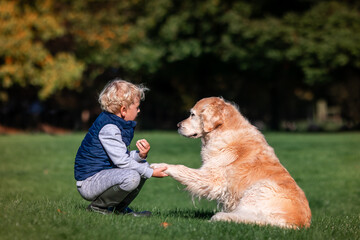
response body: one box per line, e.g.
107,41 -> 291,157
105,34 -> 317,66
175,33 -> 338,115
0,132 -> 359,240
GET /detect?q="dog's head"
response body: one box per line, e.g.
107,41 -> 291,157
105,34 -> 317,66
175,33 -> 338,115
177,97 -> 228,138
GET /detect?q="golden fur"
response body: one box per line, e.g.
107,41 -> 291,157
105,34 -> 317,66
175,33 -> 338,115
151,97 -> 311,229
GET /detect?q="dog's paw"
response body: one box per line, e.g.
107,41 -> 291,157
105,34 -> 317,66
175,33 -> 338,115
210,212 -> 239,223
150,163 -> 168,169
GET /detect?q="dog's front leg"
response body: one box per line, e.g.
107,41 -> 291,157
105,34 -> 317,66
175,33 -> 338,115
154,164 -> 218,199
151,163 -> 203,183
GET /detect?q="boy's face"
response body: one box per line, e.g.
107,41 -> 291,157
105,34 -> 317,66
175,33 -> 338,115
120,98 -> 140,121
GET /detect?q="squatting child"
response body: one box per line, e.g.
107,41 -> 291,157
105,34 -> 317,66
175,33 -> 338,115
74,79 -> 168,216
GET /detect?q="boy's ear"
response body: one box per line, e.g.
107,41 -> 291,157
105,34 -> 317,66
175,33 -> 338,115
120,106 -> 127,118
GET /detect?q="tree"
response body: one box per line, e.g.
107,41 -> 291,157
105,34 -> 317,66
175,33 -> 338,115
0,1 -> 84,100
284,2 -> 360,126
1,0 -> 359,130
285,2 -> 360,85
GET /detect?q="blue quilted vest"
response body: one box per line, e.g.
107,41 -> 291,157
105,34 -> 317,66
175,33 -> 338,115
74,111 -> 136,181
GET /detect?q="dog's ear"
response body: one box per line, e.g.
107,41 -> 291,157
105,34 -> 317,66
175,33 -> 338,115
201,102 -> 224,133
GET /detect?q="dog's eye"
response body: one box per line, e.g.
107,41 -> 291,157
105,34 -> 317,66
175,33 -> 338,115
190,113 -> 195,117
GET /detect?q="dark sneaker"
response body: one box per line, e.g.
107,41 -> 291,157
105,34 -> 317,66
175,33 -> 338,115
86,205 -> 151,217
86,204 -> 115,215
120,207 -> 152,217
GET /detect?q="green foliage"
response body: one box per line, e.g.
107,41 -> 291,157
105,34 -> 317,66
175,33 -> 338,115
0,132 -> 359,239
284,2 -> 360,84
0,1 -> 84,100
112,0 -> 360,78
1,0 -> 360,88
1,0 -> 360,125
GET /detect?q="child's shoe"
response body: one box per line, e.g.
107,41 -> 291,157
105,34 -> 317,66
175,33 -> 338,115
119,206 -> 152,217
86,204 -> 115,215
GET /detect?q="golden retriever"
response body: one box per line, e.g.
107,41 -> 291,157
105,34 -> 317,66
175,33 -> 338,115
151,97 -> 311,229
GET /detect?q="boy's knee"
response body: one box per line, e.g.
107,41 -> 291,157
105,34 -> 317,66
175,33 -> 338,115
121,170 -> 141,192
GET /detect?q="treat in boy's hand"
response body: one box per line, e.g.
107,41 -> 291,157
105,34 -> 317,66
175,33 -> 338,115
136,139 -> 151,159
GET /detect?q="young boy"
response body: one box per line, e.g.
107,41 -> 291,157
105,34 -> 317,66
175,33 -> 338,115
74,79 -> 168,216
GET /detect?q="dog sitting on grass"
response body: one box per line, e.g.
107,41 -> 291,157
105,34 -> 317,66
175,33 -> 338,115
151,97 -> 311,229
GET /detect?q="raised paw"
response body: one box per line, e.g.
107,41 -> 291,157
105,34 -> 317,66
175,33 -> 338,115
150,163 -> 168,169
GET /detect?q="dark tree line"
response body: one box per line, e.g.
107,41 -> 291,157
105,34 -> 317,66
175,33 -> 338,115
1,0 -> 359,131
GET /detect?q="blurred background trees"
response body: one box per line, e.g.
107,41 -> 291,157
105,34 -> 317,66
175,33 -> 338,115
1,0 -> 359,132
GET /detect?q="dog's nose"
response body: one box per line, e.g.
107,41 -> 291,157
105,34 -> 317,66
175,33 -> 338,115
177,122 -> 182,128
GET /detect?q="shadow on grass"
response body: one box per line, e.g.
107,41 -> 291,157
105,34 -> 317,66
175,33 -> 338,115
163,208 -> 215,220
74,202 -> 215,220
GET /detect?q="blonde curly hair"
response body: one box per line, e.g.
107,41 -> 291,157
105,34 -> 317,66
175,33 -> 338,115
98,79 -> 149,114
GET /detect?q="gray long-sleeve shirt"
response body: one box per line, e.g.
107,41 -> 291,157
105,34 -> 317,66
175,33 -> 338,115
99,124 -> 153,179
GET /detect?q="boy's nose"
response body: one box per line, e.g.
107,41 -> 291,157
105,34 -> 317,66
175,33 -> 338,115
177,122 -> 182,128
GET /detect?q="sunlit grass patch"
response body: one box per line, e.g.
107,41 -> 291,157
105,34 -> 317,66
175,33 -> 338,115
0,132 -> 359,239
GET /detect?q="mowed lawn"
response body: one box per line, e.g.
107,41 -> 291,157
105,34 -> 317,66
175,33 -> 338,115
0,132 -> 359,240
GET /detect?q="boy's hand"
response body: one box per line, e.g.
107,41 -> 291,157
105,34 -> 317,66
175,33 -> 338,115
152,166 -> 168,178
136,139 -> 150,159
